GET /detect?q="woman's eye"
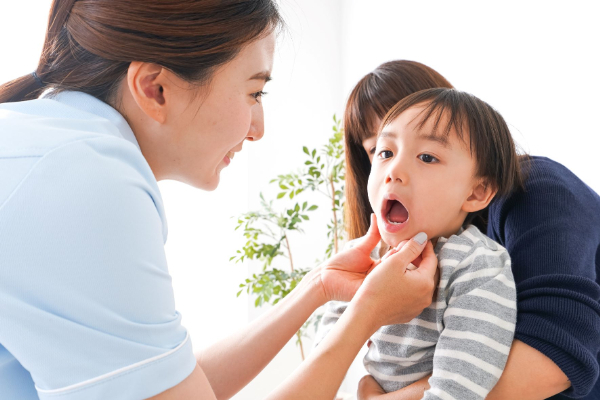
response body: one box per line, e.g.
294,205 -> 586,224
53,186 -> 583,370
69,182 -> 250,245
251,91 -> 267,102
418,154 -> 439,163
369,147 -> 376,155
377,150 -> 393,159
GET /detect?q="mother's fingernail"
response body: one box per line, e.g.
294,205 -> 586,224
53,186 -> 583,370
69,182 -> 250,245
413,232 -> 427,245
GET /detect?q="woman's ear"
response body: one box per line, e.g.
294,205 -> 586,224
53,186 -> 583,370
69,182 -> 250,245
462,179 -> 497,213
126,61 -> 167,124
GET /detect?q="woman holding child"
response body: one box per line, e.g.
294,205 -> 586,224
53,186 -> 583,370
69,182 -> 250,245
334,60 -> 600,400
0,1 -> 597,399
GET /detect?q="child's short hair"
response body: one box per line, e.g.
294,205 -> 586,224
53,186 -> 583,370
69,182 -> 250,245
380,88 -> 525,199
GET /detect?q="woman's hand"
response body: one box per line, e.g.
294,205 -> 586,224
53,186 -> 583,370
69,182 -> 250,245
316,214 -> 383,303
353,231 -> 438,327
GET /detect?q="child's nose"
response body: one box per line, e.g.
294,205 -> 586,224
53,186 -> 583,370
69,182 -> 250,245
385,158 -> 408,184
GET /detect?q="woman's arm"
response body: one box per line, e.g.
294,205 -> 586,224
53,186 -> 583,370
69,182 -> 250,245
265,237 -> 437,400
197,225 -> 437,400
196,265 -> 334,399
357,339 -> 570,400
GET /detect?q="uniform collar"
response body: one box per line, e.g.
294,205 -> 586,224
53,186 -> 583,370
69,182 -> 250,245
45,90 -> 140,150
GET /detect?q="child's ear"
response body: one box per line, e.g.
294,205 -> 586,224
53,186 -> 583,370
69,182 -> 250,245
462,179 -> 497,213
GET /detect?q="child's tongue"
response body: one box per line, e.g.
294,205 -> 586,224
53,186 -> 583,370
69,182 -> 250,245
388,201 -> 408,223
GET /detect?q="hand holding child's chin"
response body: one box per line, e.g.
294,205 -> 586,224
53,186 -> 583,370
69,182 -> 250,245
381,239 -> 422,270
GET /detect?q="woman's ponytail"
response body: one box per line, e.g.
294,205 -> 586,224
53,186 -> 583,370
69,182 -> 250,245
0,0 -> 282,105
0,0 -> 75,103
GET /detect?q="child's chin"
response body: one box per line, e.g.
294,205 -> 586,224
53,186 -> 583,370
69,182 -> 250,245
381,233 -> 407,249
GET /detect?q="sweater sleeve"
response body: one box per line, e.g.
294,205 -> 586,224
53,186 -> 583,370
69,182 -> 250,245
423,231 -> 517,400
487,157 -> 600,398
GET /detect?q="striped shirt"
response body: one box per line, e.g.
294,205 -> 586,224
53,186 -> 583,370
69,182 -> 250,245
316,225 -> 517,399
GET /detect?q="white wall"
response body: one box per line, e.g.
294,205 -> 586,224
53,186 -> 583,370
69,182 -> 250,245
341,0 -> 600,193
2,1 -> 599,399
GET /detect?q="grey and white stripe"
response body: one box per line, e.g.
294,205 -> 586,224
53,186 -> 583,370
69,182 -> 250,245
315,225 -> 517,399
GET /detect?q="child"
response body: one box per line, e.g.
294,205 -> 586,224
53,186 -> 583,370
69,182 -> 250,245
316,88 -> 522,399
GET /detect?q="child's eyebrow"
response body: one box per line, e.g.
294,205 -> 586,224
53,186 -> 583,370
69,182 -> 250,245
379,131 -> 397,139
379,130 -> 452,149
416,132 -> 452,149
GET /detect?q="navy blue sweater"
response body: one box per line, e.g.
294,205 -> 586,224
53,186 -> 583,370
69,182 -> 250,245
486,156 -> 600,398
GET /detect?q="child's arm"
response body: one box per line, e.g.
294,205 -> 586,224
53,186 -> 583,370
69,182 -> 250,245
422,238 -> 517,400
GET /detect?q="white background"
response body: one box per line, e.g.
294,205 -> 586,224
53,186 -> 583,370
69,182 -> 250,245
1,1 -> 598,399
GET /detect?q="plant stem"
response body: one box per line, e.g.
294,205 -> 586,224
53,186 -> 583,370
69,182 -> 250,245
284,232 -> 294,272
330,176 -> 338,254
296,331 -> 305,361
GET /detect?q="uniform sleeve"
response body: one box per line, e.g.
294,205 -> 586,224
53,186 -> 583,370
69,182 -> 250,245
0,138 -> 196,400
488,158 -> 600,398
424,238 -> 517,400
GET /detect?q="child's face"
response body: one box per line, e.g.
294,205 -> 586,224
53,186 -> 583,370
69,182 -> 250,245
367,105 -> 481,247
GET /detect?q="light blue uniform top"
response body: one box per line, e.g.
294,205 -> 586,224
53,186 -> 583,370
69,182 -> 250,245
0,91 -> 196,399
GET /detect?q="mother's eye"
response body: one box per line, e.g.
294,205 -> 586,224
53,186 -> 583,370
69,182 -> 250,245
418,154 -> 439,163
377,150 -> 393,159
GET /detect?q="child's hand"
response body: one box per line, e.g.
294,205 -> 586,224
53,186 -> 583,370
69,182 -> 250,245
357,375 -> 386,400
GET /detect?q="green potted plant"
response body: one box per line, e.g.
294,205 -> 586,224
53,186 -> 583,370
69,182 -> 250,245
232,115 -> 345,359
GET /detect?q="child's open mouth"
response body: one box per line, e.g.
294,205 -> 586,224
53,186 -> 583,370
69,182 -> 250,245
381,197 -> 409,233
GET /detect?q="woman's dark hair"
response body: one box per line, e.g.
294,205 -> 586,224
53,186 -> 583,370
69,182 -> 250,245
380,88 -> 525,229
344,60 -> 453,240
0,0 -> 282,105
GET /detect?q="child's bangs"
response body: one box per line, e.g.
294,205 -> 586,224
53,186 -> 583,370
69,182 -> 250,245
413,99 -> 472,153
380,89 -> 474,154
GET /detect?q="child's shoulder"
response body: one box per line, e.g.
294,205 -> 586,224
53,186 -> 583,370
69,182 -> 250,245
436,225 -> 510,271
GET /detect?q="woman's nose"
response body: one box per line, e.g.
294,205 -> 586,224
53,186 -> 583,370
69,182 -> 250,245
246,104 -> 265,142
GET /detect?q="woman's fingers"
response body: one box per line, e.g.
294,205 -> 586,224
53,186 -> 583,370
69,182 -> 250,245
355,214 -> 381,253
415,240 -> 437,279
386,232 -> 428,270
354,232 -> 438,326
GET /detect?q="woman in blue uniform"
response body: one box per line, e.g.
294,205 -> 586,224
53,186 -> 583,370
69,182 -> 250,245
0,1 -> 439,399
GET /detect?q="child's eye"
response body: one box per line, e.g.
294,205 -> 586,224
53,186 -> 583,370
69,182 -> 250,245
377,150 -> 393,159
251,91 -> 267,102
418,154 -> 439,163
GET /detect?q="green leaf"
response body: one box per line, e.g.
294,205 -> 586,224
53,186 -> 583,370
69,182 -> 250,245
279,184 -> 288,190
308,205 -> 318,211
303,146 -> 309,155
277,192 -> 286,199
